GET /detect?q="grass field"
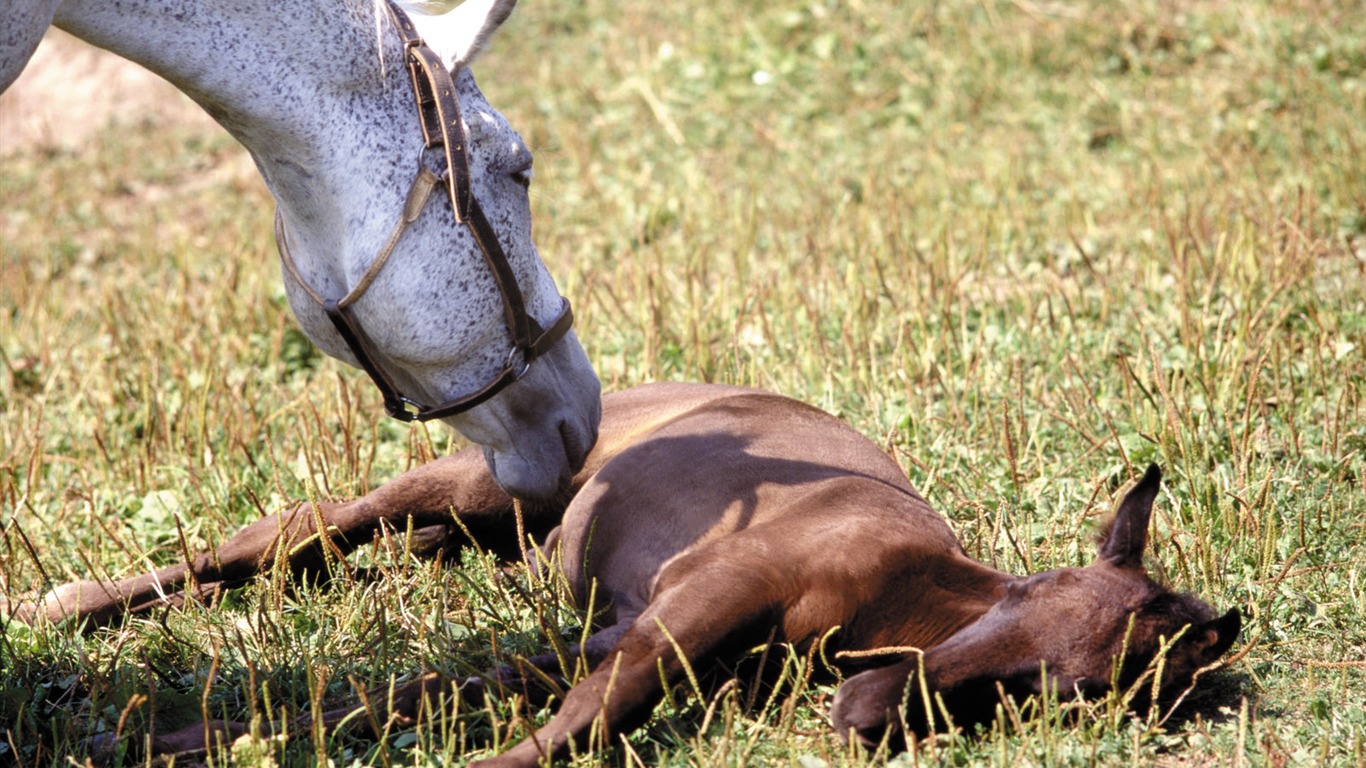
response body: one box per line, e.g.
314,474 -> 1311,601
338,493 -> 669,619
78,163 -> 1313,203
2,0 -> 1365,765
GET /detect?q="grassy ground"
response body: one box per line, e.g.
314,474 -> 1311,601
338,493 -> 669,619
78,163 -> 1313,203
2,0 -> 1365,765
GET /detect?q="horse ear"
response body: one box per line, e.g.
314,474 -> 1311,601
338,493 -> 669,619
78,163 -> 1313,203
1099,464 -> 1161,568
405,0 -> 519,67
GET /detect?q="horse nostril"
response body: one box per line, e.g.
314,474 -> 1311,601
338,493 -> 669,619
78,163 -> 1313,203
559,418 -> 587,474
557,412 -> 595,472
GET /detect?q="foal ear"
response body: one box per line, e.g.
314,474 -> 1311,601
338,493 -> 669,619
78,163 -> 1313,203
406,0 -> 519,67
1192,608 -> 1242,665
1099,464 -> 1162,568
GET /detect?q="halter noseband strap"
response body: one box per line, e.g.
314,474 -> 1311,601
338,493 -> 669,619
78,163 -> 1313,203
275,0 -> 574,423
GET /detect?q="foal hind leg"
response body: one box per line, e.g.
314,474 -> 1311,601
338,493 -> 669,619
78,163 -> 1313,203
5,446 -> 530,628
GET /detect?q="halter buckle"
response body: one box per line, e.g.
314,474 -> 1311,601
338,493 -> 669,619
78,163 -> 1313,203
387,396 -> 426,423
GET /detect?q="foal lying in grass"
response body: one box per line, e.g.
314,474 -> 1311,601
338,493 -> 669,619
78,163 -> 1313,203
12,383 -> 1239,765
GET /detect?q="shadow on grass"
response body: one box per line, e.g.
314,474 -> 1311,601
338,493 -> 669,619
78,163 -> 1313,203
1160,667 -> 1255,729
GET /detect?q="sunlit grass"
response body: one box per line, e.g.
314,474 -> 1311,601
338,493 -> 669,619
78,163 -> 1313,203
3,0 -> 1365,764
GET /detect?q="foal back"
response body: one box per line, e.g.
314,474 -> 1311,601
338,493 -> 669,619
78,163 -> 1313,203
551,383 -> 956,623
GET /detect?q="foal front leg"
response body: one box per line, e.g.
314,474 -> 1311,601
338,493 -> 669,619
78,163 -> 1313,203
6,446 -> 524,628
473,557 -> 784,768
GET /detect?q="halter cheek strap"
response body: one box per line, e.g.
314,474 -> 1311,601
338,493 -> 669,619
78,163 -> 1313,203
274,0 -> 574,423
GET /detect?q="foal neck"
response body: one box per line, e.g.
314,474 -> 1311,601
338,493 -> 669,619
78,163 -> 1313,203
843,550 -> 1011,663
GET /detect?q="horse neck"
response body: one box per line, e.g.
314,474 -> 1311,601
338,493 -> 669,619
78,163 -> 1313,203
52,0 -> 417,234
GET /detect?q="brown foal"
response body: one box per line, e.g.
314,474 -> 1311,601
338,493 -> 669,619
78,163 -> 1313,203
9,383 -> 1239,765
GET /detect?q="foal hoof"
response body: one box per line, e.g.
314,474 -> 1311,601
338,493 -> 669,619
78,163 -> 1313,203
0,581 -> 131,629
154,719 -> 249,754
0,595 -> 37,625
88,719 -> 249,763
0,588 -> 97,627
387,672 -> 483,725
830,666 -> 910,749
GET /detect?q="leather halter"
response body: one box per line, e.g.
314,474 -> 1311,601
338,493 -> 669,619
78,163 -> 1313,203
274,0 -> 574,423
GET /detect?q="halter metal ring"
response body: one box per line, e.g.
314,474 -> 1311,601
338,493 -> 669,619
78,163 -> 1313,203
506,344 -> 532,381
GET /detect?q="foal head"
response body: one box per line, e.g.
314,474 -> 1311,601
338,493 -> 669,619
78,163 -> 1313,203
833,464 -> 1240,744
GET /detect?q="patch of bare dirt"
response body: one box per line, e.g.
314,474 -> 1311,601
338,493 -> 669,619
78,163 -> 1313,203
0,29 -> 221,157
